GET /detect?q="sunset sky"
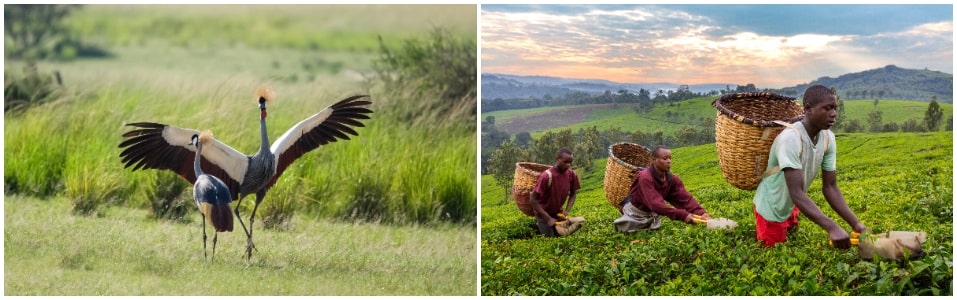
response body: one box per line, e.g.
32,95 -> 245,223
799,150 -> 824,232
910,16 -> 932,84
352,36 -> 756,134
481,4 -> 953,88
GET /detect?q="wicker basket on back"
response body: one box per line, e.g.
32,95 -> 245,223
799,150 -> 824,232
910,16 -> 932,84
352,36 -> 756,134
513,162 -> 551,216
713,92 -> 804,190
604,142 -> 652,210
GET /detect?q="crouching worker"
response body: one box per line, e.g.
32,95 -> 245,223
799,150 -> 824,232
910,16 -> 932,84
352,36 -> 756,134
530,148 -> 583,237
615,145 -> 709,232
753,85 -> 868,248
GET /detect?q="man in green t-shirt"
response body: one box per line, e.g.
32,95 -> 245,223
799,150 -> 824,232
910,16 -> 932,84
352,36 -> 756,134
753,85 -> 869,248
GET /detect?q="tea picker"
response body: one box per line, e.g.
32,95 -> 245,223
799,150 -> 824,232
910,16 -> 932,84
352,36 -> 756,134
511,148 -> 584,237
514,162 -> 585,236
714,88 -> 870,248
611,145 -> 732,232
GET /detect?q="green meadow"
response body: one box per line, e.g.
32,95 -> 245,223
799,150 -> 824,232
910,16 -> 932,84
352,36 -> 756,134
481,132 -> 952,295
5,4 -> 476,295
6,195 -> 474,295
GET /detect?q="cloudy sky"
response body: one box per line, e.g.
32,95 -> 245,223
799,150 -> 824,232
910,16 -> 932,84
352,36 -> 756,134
481,4 -> 953,88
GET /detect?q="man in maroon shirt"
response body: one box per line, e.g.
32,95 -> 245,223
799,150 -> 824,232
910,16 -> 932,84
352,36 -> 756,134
530,148 -> 582,237
614,145 -> 709,232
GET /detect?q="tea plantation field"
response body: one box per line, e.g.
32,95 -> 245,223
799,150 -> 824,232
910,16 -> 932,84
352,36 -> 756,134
483,98 -> 952,137
481,131 -> 952,295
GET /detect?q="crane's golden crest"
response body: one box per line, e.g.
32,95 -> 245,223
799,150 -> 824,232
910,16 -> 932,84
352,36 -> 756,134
199,130 -> 214,145
255,85 -> 275,104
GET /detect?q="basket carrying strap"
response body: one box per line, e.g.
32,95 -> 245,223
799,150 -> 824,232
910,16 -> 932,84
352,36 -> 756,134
760,121 -> 829,179
544,169 -> 553,188
544,169 -> 575,189
761,121 -> 799,179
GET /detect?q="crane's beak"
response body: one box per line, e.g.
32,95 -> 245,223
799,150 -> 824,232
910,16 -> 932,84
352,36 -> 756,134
259,97 -> 267,118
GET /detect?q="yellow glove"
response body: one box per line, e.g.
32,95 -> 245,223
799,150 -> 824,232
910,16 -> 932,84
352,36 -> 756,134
829,231 -> 861,246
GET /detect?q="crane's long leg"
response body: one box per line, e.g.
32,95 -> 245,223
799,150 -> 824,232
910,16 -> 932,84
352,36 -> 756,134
244,190 -> 266,261
234,194 -> 252,245
201,212 -> 208,259
212,232 -> 219,259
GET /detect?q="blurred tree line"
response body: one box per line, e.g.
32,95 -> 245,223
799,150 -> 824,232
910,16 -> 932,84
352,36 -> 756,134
5,4 -> 109,60
5,5 -> 109,116
481,87 -> 722,114
831,86 -> 950,134
481,116 -> 715,202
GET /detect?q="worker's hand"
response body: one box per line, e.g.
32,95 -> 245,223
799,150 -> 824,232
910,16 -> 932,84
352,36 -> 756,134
546,217 -> 558,227
828,227 -> 852,249
683,214 -> 695,224
558,212 -> 568,221
851,222 -> 870,235
701,213 -> 710,220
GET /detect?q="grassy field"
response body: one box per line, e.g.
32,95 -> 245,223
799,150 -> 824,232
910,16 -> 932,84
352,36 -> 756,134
5,4 -> 476,296
481,132 -> 952,295
483,97 -> 953,137
63,4 -> 476,51
5,195 -> 475,295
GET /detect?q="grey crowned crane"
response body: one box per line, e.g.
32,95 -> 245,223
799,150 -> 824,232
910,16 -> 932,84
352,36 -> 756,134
189,130 -> 234,259
119,87 -> 372,260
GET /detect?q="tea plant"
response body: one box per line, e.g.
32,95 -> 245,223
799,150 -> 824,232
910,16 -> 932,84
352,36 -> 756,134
481,132 -> 952,295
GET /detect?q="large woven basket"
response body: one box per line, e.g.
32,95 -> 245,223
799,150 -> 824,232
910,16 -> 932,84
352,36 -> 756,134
512,162 -> 551,216
713,92 -> 803,190
604,143 -> 652,210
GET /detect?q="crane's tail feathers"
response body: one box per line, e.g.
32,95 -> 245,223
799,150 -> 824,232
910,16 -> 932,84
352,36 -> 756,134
202,203 -> 235,232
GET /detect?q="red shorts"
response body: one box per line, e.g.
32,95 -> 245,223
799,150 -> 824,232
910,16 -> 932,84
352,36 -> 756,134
754,205 -> 800,247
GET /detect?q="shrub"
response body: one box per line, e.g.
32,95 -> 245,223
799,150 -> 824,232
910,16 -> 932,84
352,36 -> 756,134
844,119 -> 863,133
882,121 -> 899,132
147,171 -> 191,221
258,175 -> 303,231
4,63 -> 62,114
901,119 -> 925,132
372,27 -> 476,129
4,106 -> 68,197
65,143 -> 124,216
867,110 -> 883,133
343,174 -> 391,224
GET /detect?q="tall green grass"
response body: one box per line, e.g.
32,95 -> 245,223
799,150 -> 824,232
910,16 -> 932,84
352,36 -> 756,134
4,5 -> 476,225
4,66 -> 475,224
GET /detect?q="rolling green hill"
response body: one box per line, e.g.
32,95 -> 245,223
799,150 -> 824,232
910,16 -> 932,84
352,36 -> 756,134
788,65 -> 953,103
481,131 -> 953,295
483,97 -> 952,137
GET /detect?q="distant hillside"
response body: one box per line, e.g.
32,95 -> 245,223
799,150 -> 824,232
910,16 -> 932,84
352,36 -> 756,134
481,74 -> 580,100
787,65 -> 952,103
484,65 -> 953,103
481,73 -> 728,100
